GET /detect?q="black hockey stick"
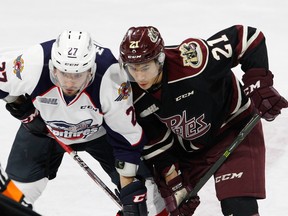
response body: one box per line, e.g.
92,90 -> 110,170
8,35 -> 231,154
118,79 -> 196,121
47,130 -> 122,209
183,113 -> 261,204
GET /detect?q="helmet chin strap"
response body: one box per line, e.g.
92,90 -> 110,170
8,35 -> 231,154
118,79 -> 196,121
78,72 -> 93,92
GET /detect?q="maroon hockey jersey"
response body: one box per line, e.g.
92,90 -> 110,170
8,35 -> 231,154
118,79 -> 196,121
132,25 -> 268,160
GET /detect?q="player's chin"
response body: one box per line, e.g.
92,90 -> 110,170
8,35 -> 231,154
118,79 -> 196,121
138,83 -> 151,90
63,89 -> 78,96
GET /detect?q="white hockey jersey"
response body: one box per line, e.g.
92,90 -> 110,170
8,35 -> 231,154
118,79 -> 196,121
0,39 -> 146,165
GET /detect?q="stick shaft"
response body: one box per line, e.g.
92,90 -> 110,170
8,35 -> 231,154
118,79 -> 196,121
186,114 -> 261,200
49,131 -> 122,208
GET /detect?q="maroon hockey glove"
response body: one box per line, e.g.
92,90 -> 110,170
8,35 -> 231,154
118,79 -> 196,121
119,180 -> 147,216
242,68 -> 288,121
158,175 -> 200,216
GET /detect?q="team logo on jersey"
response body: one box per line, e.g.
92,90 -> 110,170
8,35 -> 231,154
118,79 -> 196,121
115,82 -> 131,101
13,55 -> 24,80
160,111 -> 211,141
179,41 -> 203,68
46,119 -> 100,140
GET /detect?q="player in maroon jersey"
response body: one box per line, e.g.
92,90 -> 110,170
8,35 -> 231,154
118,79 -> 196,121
119,25 -> 288,215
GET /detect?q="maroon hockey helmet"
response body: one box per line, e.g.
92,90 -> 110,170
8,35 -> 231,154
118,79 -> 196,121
120,26 -> 165,64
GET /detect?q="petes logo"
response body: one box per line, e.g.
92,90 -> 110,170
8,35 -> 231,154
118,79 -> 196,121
115,82 -> 131,101
46,119 -> 100,140
180,42 -> 202,68
13,55 -> 24,80
160,111 -> 211,140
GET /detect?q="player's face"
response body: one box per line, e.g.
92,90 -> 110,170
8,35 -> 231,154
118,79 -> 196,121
126,60 -> 161,90
54,69 -> 91,96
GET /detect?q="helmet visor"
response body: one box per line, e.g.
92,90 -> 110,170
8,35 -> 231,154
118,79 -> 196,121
123,61 -> 161,90
51,66 -> 92,96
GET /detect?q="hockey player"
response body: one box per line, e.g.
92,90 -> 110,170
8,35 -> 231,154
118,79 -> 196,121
119,25 -> 288,215
0,30 -> 167,216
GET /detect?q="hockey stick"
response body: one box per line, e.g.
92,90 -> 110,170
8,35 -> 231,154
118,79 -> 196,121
47,130 -> 122,209
183,113 -> 261,204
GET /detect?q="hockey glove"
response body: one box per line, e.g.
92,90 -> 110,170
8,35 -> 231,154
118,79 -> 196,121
242,68 -> 288,121
158,175 -> 200,216
119,180 -> 148,216
5,95 -> 48,136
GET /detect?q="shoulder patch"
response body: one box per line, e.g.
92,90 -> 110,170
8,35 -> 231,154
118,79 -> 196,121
115,82 -> 132,101
167,39 -> 209,83
13,55 -> 24,80
179,39 -> 208,71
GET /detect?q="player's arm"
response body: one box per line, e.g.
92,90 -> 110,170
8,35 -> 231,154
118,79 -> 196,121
0,45 -> 48,130
229,25 -> 288,120
208,25 -> 288,120
141,129 -> 199,216
0,44 -> 43,96
100,63 -> 148,215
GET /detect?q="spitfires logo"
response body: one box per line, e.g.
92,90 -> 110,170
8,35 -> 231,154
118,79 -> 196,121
115,82 -> 132,101
13,55 -> 24,80
46,119 -> 100,140
180,42 -> 203,68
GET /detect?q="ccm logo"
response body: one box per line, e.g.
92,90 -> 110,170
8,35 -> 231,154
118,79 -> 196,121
175,90 -> 194,101
133,193 -> 146,203
215,172 -> 243,183
244,80 -> 260,95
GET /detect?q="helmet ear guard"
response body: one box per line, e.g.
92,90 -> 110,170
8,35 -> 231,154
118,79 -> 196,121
157,52 -> 165,64
49,60 -> 57,84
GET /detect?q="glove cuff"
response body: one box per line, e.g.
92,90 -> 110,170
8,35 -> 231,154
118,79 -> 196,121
162,175 -> 190,213
242,68 -> 273,86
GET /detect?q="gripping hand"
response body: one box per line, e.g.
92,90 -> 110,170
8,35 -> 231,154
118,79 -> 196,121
158,175 -> 200,216
119,180 -> 147,216
242,68 -> 288,121
5,95 -> 48,135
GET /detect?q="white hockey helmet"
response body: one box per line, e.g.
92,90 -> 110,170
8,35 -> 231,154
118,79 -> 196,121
50,30 -> 96,74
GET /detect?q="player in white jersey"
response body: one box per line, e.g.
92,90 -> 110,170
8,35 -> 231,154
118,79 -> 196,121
0,30 -> 167,216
